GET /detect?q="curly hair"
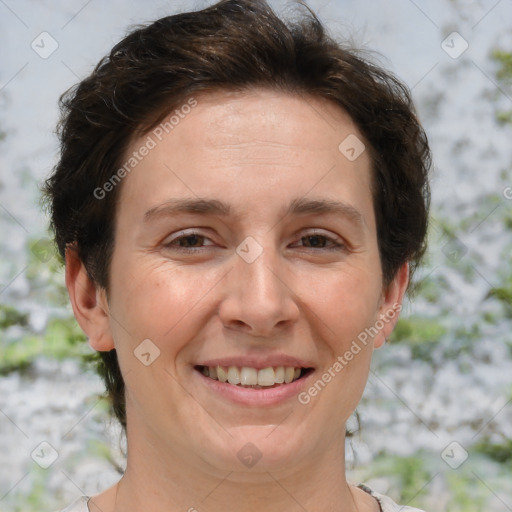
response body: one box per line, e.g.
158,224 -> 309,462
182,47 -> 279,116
43,0 -> 431,431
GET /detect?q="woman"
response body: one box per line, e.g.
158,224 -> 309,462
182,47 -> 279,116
45,1 -> 431,510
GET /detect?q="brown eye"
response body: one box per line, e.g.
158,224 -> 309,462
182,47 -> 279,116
164,231 -> 215,251
294,232 -> 345,251
301,235 -> 329,248
175,234 -> 206,248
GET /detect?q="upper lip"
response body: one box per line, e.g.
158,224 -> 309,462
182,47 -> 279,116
196,355 -> 315,370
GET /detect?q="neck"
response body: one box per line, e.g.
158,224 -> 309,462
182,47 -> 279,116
102,427 -> 364,512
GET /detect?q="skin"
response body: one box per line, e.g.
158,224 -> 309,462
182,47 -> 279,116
66,89 -> 409,512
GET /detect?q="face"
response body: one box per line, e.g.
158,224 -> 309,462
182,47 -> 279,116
80,89 -> 406,475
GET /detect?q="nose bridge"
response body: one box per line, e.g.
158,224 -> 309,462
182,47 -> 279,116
239,239 -> 281,299
220,236 -> 298,335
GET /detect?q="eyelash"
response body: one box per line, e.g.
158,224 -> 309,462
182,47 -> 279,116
163,230 -> 346,252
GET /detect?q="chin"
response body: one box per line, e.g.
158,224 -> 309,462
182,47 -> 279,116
196,422 -> 315,475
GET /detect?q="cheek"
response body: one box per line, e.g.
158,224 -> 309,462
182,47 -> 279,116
303,272 -> 377,422
108,259 -> 222,352
305,268 -> 382,347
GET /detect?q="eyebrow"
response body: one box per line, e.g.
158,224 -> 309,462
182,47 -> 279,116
144,197 -> 364,225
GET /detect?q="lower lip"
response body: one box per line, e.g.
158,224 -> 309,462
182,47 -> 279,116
194,368 -> 314,406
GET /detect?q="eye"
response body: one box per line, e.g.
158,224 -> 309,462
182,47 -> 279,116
163,231 -> 215,251
292,231 -> 345,251
162,229 -> 346,253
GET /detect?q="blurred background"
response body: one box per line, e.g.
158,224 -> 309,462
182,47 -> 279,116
0,0 -> 511,510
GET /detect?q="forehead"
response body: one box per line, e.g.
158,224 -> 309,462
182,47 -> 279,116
115,89 -> 374,228
158,89 -> 365,158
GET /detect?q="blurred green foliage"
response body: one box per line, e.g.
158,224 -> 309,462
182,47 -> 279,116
485,252 -> 512,318
0,235 -> 91,375
492,50 -> 512,84
357,450 -> 509,512
474,436 -> 512,465
0,316 -> 88,374
388,454 -> 432,505
390,316 -> 445,359
0,304 -> 29,330
492,49 -> 512,124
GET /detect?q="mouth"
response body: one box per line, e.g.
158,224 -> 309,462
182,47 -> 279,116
194,365 -> 314,389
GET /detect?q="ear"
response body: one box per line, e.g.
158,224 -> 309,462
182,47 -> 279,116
373,262 -> 409,349
65,245 -> 115,351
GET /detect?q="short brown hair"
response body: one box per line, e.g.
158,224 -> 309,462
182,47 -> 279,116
43,0 -> 431,430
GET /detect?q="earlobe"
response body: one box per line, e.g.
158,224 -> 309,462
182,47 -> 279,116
65,245 -> 115,352
373,262 -> 409,349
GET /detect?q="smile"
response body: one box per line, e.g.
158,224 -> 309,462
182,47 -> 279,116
194,365 -> 314,388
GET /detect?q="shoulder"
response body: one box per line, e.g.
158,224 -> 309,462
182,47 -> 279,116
56,496 -> 90,512
359,484 -> 427,512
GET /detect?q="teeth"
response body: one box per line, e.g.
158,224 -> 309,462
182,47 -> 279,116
201,365 -> 305,387
227,366 -> 241,385
240,367 -> 257,385
257,367 -> 275,386
284,366 -> 295,383
217,366 -> 228,383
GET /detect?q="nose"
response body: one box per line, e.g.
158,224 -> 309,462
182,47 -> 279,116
218,242 -> 300,337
